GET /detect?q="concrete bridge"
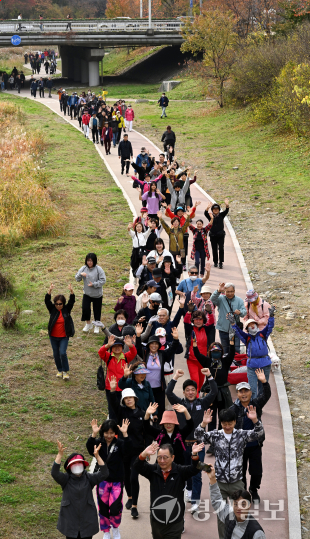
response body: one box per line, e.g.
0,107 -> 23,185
0,19 -> 184,86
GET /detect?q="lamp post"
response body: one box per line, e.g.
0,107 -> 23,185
148,0 -> 152,28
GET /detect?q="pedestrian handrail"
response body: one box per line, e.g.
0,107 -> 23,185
0,19 -> 184,33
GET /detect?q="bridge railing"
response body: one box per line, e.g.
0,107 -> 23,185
0,19 -> 183,33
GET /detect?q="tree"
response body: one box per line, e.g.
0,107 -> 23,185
181,10 -> 238,107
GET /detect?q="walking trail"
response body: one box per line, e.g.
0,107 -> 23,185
4,87 -> 297,539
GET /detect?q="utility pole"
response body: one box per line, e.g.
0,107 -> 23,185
148,0 -> 152,28
140,0 -> 143,18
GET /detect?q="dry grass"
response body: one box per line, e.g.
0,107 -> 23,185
0,101 -> 63,251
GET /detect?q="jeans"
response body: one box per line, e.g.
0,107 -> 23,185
1,82 -> 4,90
247,364 -> 271,399
112,132 -> 118,147
184,445 -> 205,503
161,106 -> 167,117
50,336 -> 69,372
194,248 -> 206,275
92,127 -> 99,143
104,139 -> 111,153
219,330 -> 240,354
39,87 -> 44,97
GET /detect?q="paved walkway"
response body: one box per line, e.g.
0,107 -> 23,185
4,88 -> 292,539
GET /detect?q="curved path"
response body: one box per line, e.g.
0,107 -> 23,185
4,87 -> 299,539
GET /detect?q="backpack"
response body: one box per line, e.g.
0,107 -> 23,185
97,355 -> 112,391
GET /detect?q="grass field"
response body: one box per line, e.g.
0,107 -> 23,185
0,94 -> 132,538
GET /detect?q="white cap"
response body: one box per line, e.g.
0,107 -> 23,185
155,327 -> 166,337
244,319 -> 257,329
200,285 -> 213,294
121,388 -> 137,404
149,292 -> 162,302
236,382 -> 251,391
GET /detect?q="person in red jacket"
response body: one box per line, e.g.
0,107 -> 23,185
183,308 -> 216,396
98,334 -> 137,421
82,109 -> 91,139
125,104 -> 135,131
101,121 -> 113,154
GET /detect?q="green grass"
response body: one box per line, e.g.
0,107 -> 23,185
133,100 -> 310,221
100,46 -> 166,77
0,93 -> 132,538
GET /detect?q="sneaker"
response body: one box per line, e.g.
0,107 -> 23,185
103,532 -> 111,539
219,263 -> 223,269
63,373 -> 70,381
112,528 -> 121,539
83,323 -> 92,332
190,503 -> 200,514
131,507 -> 139,519
249,489 -> 261,504
56,372 -> 63,378
185,489 -> 192,502
125,499 -> 132,510
94,326 -> 100,334
214,263 -> 218,268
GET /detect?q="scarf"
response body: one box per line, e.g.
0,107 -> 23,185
149,353 -> 160,367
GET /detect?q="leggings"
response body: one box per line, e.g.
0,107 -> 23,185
187,359 -> 205,396
124,452 -> 141,506
81,294 -> 102,321
97,481 -> 123,531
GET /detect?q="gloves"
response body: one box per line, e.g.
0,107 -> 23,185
205,304 -> 212,313
227,313 -> 236,324
149,315 -> 159,323
269,306 -> 276,317
229,327 -> 236,340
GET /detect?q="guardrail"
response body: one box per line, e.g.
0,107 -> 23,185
0,20 -> 183,33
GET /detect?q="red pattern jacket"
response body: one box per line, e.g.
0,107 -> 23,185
189,223 -> 212,260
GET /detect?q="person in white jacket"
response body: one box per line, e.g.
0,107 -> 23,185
146,238 -> 175,268
128,221 -> 151,275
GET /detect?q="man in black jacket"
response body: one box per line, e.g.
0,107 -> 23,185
229,372 -> 271,503
38,77 -> 45,98
134,441 -> 204,539
136,255 -> 157,288
118,134 -> 133,175
166,367 -> 218,513
205,199 -> 230,269
46,77 -> 53,98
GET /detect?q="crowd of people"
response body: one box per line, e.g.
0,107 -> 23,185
47,95 -> 277,539
26,50 -> 58,75
0,66 -> 25,93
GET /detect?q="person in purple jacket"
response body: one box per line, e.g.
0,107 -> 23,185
140,181 -> 166,219
114,283 -> 136,325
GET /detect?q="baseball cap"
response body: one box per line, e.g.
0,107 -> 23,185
147,257 -> 156,264
149,292 -> 162,302
146,280 -> 160,288
236,382 -> 251,391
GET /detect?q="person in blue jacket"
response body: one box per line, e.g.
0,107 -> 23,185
227,306 -> 275,398
68,92 -> 78,119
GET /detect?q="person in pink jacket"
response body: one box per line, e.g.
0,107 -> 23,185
243,289 -> 270,331
125,105 -> 135,131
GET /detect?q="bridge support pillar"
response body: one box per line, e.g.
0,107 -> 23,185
89,60 -> 100,87
61,51 -> 69,78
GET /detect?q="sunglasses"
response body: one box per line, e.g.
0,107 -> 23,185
55,302 -> 63,306
190,272 -> 198,275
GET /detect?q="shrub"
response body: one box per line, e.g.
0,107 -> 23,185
253,61 -> 310,134
0,102 -> 64,252
2,301 -> 20,329
0,272 -> 12,298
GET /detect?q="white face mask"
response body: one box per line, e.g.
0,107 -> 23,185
71,463 -> 84,475
189,275 -> 197,281
248,327 -> 259,336
117,319 -> 125,326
